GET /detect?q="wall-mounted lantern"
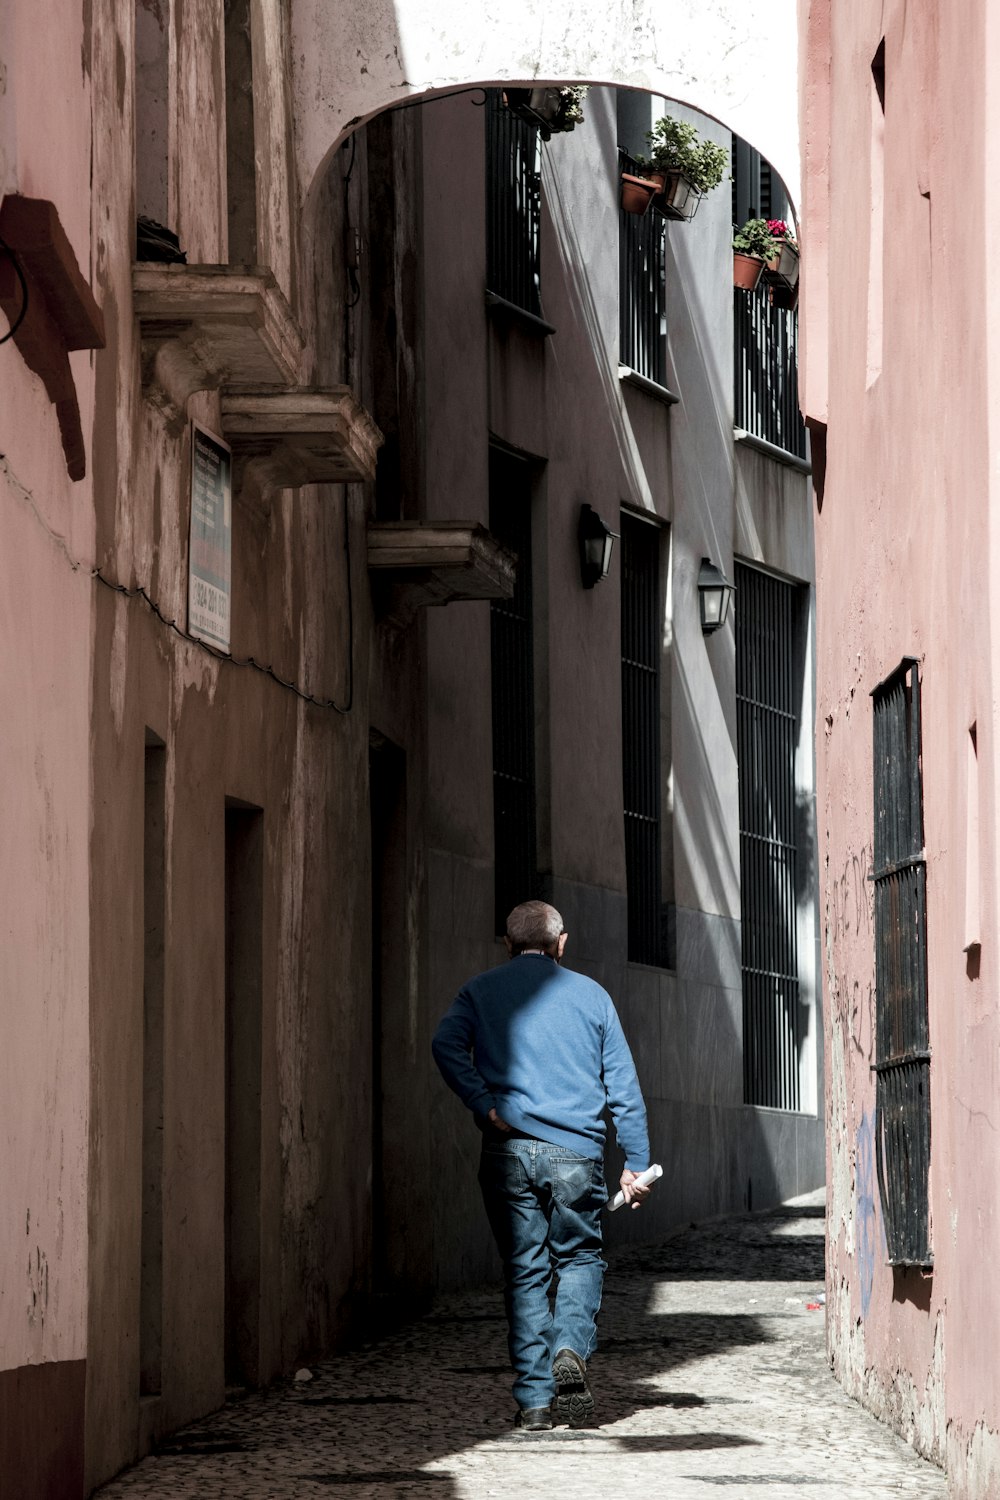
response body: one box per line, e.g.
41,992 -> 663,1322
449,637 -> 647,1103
698,556 -> 736,634
578,504 -> 619,589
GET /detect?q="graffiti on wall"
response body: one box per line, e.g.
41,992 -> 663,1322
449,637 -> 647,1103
824,841 -> 876,1063
855,1107 -> 886,1318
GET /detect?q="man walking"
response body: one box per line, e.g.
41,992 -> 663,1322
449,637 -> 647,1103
431,900 -> 651,1431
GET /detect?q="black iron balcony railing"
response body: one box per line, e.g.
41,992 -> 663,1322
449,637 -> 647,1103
619,152 -> 667,387
734,283 -> 807,460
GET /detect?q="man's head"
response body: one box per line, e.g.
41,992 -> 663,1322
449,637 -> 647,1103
505,900 -> 568,961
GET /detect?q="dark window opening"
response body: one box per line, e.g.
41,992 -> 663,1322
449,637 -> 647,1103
490,447 -> 538,934
872,659 -> 932,1267
486,91 -> 542,316
736,564 -> 802,1110
621,514 -> 664,965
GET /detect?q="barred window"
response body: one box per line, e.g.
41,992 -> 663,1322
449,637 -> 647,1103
731,136 -> 806,460
872,659 -> 932,1266
490,447 -> 538,934
618,151 -> 667,387
736,563 -> 802,1110
621,514 -> 663,964
486,91 -> 542,317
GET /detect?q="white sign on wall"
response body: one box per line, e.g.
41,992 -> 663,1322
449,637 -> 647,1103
188,422 -> 232,653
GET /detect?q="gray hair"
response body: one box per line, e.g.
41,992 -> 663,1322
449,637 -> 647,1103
506,900 -> 565,953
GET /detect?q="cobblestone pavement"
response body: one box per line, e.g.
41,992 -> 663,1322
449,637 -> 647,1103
97,1192 -> 948,1498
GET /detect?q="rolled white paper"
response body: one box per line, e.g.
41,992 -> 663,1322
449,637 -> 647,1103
606,1162 -> 663,1212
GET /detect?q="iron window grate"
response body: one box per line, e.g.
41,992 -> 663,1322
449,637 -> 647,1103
486,91 -> 542,317
731,136 -> 806,461
872,659 -> 932,1266
621,515 -> 662,964
619,152 -> 667,386
736,563 -> 801,1110
734,285 -> 807,459
490,450 -> 538,933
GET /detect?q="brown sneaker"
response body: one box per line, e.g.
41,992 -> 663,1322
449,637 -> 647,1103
552,1347 -> 595,1427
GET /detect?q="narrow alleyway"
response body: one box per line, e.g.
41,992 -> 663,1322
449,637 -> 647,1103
96,1193 -> 946,1499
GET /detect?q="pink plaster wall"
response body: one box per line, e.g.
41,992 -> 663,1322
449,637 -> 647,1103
803,0 -> 1000,1485
0,0 -> 94,1381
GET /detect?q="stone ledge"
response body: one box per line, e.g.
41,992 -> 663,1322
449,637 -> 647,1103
367,521 -> 516,623
132,263 -> 304,422
221,388 -> 383,504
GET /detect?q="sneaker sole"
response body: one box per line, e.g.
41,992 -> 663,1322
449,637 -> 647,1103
552,1353 -> 595,1428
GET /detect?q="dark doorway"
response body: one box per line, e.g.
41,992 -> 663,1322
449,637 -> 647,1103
369,734 -> 415,1310
140,733 -> 166,1398
224,801 -> 263,1386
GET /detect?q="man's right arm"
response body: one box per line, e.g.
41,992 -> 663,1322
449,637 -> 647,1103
431,990 -> 497,1119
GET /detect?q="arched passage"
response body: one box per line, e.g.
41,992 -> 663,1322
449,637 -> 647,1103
290,0 -> 801,212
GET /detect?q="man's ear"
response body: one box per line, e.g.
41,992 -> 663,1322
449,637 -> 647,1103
556,932 -> 568,960
504,937 -> 513,956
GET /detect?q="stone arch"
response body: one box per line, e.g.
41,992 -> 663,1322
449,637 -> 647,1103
290,0 -> 800,214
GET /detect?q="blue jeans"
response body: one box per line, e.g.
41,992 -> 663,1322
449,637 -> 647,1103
478,1135 -> 608,1409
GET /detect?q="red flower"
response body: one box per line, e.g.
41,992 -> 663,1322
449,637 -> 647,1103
767,219 -> 789,237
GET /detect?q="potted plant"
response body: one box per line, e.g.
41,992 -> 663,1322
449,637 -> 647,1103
626,115 -> 729,221
732,218 -> 778,291
504,86 -> 589,140
763,218 -> 800,289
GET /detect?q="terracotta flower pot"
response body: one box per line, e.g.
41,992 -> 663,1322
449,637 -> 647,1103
733,251 -> 765,291
621,172 -> 658,216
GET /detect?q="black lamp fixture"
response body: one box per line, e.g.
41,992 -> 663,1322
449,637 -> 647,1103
578,504 -> 619,589
698,556 -> 736,634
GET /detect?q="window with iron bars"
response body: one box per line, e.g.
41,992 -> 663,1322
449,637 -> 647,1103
486,91 -> 542,318
731,138 -> 807,460
621,514 -> 664,965
490,447 -> 538,934
618,151 -> 667,387
872,659 -> 932,1267
736,563 -> 802,1110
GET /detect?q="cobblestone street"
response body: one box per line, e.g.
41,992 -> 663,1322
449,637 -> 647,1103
96,1192 -> 948,1499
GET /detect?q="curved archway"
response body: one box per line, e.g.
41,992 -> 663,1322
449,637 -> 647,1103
290,0 -> 800,212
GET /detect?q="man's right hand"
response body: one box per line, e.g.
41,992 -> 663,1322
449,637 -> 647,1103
619,1168 -> 652,1210
488,1108 -> 512,1133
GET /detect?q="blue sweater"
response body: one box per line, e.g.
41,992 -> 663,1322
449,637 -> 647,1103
431,954 -> 650,1171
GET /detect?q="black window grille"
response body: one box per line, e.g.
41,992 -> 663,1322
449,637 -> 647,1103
621,514 -> 663,964
486,91 -> 542,317
731,136 -> 806,461
490,449 -> 538,933
736,563 -> 801,1110
872,659 -> 932,1266
619,151 -> 667,386
734,287 -> 807,459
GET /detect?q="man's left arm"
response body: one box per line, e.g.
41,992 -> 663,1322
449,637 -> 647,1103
602,1005 -> 653,1206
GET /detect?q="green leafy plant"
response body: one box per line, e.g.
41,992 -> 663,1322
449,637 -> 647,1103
636,115 -> 729,196
733,217 -> 779,261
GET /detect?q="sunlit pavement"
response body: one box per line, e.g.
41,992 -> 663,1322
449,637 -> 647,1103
96,1190 -> 947,1498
